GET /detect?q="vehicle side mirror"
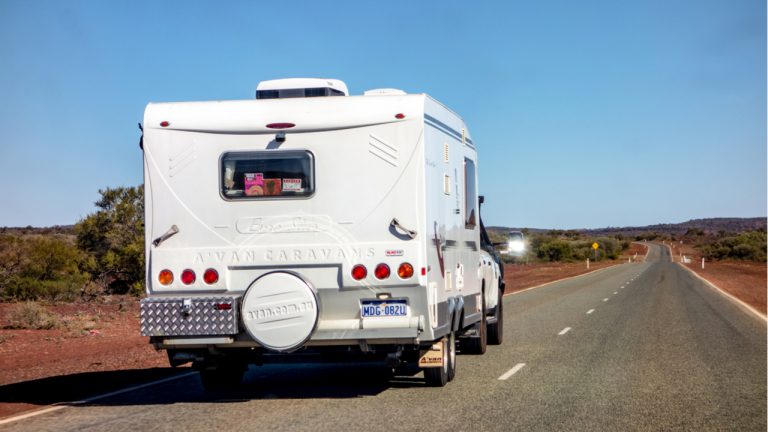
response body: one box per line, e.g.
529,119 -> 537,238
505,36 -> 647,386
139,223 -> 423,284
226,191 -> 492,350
479,195 -> 484,205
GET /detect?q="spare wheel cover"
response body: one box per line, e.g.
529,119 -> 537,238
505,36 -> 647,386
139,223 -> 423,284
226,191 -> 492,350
241,271 -> 319,352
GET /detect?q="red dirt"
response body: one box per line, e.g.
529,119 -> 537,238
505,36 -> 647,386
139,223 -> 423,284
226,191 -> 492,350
0,297 -> 181,419
670,242 -> 767,315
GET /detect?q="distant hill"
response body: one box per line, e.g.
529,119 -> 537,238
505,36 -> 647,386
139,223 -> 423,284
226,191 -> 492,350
1,225 -> 76,236
489,217 -> 766,237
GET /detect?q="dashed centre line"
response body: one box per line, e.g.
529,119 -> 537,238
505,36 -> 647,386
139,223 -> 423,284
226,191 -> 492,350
603,298 -> 609,302
558,327 -> 572,336
498,363 -> 526,380
586,309 -> 595,315
613,291 -> 618,295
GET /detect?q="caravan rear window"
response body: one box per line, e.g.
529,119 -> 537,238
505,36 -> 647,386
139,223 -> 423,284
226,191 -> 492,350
221,151 -> 315,199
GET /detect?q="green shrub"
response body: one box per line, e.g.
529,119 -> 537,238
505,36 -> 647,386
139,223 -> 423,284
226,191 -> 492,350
76,186 -> 145,295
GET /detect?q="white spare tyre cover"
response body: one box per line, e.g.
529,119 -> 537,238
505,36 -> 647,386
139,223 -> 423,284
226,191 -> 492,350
241,271 -> 319,352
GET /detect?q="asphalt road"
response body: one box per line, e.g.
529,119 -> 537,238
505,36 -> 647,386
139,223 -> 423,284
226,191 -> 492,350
4,244 -> 766,431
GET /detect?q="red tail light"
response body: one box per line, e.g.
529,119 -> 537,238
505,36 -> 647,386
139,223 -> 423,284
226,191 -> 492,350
181,269 -> 196,285
203,269 -> 219,284
352,264 -> 367,280
266,123 -> 295,129
374,263 -> 391,280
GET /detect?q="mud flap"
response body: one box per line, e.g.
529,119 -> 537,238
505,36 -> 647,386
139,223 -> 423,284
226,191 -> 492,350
418,341 -> 444,368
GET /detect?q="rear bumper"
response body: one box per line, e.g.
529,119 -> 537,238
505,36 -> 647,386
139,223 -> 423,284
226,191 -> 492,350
140,295 -> 424,348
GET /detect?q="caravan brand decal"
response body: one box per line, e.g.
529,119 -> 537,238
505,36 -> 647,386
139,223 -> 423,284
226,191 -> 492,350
235,215 -> 330,234
192,247 -> 375,264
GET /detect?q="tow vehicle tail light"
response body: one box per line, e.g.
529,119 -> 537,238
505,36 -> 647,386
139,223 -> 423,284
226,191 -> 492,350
203,268 -> 219,284
181,269 -> 196,285
397,262 -> 414,279
158,270 -> 173,285
351,264 -> 367,280
374,263 -> 391,280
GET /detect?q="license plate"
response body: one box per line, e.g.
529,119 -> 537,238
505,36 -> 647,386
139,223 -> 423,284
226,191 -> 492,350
361,300 -> 408,318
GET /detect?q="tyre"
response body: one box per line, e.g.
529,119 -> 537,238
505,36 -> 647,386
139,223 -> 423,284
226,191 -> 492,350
446,331 -> 457,381
424,332 -> 457,386
488,288 -> 504,345
463,292 -> 487,355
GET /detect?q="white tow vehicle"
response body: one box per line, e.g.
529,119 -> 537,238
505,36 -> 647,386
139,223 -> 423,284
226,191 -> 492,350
139,78 -> 505,389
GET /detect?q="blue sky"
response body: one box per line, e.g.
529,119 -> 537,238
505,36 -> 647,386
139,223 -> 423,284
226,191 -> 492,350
0,0 -> 765,229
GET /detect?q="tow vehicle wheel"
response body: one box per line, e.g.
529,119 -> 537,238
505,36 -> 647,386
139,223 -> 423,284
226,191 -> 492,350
463,293 -> 487,355
424,332 -> 457,386
198,359 -> 246,391
488,287 -> 504,345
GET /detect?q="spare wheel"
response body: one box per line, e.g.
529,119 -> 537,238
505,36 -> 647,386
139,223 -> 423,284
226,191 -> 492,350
241,271 -> 319,352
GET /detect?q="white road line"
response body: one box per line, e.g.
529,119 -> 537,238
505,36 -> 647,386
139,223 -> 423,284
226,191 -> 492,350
498,363 -> 526,380
603,298 -> 609,302
558,327 -> 572,335
613,291 -> 618,295
586,309 -> 595,314
0,371 -> 197,426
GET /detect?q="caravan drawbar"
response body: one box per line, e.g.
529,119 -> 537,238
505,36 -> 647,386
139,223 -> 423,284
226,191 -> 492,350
139,78 -> 505,388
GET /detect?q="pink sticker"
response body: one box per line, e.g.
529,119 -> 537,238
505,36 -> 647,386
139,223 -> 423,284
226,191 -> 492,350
244,173 -> 264,196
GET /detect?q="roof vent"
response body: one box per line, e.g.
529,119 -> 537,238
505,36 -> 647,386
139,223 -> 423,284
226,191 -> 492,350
256,78 -> 348,99
364,88 -> 407,96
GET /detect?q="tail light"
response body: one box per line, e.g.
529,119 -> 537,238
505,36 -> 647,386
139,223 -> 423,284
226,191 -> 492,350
374,263 -> 391,280
203,269 -> 219,285
351,264 -> 367,280
158,270 -> 173,286
397,262 -> 414,279
181,269 -> 196,285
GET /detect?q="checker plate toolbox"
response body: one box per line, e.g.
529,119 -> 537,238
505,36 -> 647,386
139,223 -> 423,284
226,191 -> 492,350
140,296 -> 239,336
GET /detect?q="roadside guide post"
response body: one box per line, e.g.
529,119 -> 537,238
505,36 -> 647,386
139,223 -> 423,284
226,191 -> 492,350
702,258 -> 705,270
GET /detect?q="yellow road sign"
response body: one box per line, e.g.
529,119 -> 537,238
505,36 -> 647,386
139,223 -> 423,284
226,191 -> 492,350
592,242 -> 599,250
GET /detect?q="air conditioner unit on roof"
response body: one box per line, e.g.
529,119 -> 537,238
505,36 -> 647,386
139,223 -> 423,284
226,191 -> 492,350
256,78 -> 349,99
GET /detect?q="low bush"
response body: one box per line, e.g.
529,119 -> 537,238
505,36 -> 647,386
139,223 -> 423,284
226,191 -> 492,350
4,302 -> 61,330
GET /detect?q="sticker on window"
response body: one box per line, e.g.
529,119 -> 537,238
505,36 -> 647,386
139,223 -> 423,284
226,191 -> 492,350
282,179 -> 303,192
263,179 -> 282,196
244,173 -> 264,196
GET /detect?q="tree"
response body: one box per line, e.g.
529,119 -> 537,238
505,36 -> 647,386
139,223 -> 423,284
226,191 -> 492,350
76,186 -> 144,294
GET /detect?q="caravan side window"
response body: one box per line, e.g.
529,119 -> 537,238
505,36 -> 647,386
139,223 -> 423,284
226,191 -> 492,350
221,151 -> 315,199
464,158 -> 477,229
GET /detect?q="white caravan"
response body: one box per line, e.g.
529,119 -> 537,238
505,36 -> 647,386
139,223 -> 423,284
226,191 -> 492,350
139,78 -> 505,389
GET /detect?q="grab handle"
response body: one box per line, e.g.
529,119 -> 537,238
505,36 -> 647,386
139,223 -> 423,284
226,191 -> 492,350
390,218 -> 417,239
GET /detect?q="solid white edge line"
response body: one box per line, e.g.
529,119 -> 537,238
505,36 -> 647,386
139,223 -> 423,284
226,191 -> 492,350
586,309 -> 595,314
498,363 -> 526,380
558,327 -> 572,335
0,371 -> 197,426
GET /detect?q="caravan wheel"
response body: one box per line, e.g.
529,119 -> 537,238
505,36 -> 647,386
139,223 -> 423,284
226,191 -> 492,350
423,332 -> 456,386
